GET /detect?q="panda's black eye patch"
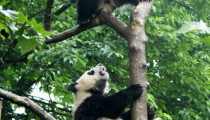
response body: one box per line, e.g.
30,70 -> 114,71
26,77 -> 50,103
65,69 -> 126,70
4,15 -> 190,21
87,70 -> 94,75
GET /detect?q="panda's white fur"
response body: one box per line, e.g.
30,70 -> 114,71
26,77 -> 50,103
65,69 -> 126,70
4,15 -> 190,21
72,64 -> 110,115
75,65 -> 109,93
67,63 -> 143,120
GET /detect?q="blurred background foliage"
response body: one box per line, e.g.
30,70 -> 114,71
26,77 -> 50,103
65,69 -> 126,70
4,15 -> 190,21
0,0 -> 209,119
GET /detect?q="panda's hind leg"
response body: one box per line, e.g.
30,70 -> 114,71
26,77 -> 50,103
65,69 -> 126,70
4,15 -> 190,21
77,0 -> 100,25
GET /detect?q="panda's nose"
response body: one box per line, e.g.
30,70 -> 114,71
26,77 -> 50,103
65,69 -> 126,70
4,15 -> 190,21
98,63 -> 103,66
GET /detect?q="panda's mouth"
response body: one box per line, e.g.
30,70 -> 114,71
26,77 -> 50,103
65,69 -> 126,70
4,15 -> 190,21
99,67 -> 106,76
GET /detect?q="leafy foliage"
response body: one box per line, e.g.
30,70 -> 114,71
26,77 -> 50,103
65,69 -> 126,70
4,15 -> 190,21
0,0 -> 209,120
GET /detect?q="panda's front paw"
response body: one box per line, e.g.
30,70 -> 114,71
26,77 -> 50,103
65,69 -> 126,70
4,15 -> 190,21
126,84 -> 143,100
127,84 -> 142,91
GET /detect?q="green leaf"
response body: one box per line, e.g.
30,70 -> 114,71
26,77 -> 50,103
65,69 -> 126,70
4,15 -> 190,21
16,36 -> 37,55
200,36 -> 210,46
174,21 -> 210,34
17,12 -> 27,24
74,37 -> 84,44
163,113 -> 172,120
27,18 -> 52,36
0,1 -> 9,6
202,80 -> 210,89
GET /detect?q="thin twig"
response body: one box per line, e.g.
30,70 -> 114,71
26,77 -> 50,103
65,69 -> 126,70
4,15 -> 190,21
28,1 -> 72,19
170,0 -> 191,10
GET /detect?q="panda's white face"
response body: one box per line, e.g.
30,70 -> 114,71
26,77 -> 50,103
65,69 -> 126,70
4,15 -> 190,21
68,63 -> 110,115
75,63 -> 109,93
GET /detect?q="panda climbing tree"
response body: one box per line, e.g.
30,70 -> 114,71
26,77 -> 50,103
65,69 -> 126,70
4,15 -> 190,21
67,63 -> 156,120
46,1 -> 154,119
0,0 -> 154,120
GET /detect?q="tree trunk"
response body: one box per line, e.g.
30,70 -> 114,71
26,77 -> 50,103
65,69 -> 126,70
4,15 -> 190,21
0,101 -> 2,120
128,2 -> 153,120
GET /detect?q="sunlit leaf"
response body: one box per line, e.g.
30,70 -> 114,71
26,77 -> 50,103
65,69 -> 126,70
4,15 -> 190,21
27,18 -> 52,36
175,21 -> 210,33
16,36 -> 37,55
0,6 -> 19,20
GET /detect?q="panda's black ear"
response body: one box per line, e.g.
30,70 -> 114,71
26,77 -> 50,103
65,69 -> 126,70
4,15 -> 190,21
87,70 -> 94,75
67,83 -> 78,92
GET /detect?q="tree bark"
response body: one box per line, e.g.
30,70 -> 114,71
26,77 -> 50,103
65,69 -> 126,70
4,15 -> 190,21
0,88 -> 56,120
44,0 -> 54,31
0,101 -> 2,120
128,1 -> 153,120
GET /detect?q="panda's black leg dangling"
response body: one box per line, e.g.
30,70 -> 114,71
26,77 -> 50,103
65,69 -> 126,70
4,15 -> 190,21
77,0 -> 100,25
77,16 -> 92,25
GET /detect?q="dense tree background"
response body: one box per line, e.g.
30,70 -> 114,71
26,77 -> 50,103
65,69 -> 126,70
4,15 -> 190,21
0,0 -> 209,120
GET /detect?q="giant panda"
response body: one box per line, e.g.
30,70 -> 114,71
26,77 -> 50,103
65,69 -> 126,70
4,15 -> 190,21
67,63 -> 155,120
77,0 -> 152,25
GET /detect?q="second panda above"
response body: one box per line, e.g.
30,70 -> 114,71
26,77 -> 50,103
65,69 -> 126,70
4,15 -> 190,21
77,0 -> 152,25
67,63 -> 143,120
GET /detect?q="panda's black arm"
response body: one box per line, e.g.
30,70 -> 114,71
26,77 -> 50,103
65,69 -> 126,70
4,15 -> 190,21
99,84 -> 143,119
74,84 -> 142,119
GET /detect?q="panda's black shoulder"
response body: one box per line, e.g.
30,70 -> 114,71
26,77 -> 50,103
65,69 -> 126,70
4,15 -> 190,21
81,94 -> 107,106
74,95 -> 107,118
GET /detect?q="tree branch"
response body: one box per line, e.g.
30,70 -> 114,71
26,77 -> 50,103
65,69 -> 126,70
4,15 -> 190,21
100,12 -> 129,39
46,77 -> 55,116
1,56 -> 27,64
54,0 -> 76,15
30,97 -> 72,113
54,4 -> 71,16
45,23 -> 98,44
47,110 -> 71,117
170,0 -> 191,10
28,9 -> 46,19
0,42 -> 13,46
45,12 -> 128,44
44,0 -> 54,31
0,88 -> 56,120
28,1 -> 74,19
0,51 -> 32,66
